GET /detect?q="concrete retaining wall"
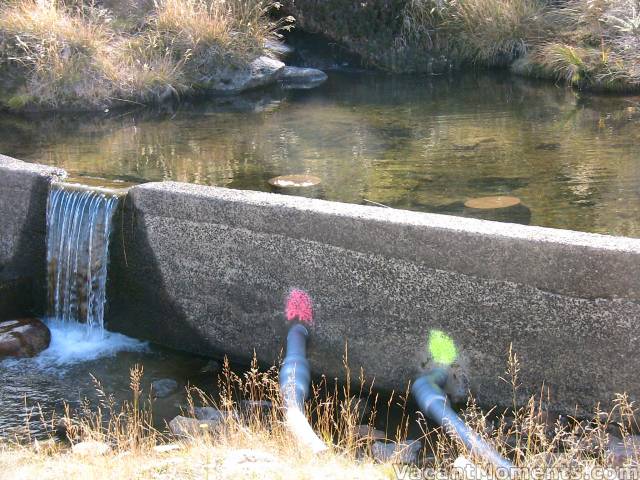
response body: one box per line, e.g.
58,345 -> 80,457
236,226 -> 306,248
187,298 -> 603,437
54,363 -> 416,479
2,155 -> 640,412
0,155 -> 64,319
106,181 -> 640,413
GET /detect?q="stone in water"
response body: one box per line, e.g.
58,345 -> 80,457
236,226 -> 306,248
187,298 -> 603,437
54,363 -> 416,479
268,175 -> 321,188
464,196 -> 521,210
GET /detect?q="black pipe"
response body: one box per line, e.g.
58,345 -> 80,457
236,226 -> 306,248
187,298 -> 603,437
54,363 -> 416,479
279,323 -> 311,410
412,368 -> 514,476
278,323 -> 327,453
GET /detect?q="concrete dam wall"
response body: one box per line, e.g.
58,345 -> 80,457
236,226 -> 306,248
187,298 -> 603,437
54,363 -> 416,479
2,154 -> 640,413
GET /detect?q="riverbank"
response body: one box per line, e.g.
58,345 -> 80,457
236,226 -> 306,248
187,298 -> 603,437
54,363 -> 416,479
0,0 -> 293,111
286,0 -> 640,92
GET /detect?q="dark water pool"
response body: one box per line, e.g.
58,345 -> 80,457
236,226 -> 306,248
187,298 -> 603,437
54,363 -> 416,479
2,72 -> 640,236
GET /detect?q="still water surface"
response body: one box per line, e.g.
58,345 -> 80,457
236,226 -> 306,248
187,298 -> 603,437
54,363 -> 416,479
2,72 -> 640,236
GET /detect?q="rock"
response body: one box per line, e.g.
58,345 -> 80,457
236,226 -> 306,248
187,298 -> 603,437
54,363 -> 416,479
452,142 -> 480,152
153,443 -> 183,453
462,196 -> 532,225
151,378 -> 179,398
464,196 -> 522,210
280,66 -> 328,89
0,318 -> 50,358
168,415 -> 224,437
268,174 -> 321,188
535,142 -> 561,151
199,359 -> 221,374
371,440 -> 422,464
207,56 -> 285,94
193,406 -> 226,421
355,424 -> 386,441
72,440 -> 111,456
264,39 -> 294,57
606,435 -> 640,466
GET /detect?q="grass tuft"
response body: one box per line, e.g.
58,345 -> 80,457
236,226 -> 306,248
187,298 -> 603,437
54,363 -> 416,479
0,0 -> 285,110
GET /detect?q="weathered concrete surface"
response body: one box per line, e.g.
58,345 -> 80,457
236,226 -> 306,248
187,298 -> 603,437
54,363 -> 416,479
107,181 -> 640,413
0,155 -> 65,317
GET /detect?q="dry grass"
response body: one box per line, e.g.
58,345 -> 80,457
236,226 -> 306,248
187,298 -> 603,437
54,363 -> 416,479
403,0 -> 550,66
1,349 -> 640,479
401,0 -> 640,91
0,0 -> 285,110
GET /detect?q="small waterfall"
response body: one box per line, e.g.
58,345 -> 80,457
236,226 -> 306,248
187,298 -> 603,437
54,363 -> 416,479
46,182 -> 119,330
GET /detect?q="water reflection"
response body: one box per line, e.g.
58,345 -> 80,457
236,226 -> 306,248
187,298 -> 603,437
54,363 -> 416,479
2,72 -> 640,236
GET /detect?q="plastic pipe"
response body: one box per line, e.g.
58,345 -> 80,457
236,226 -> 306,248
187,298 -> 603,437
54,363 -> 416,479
412,368 -> 514,476
279,323 -> 327,454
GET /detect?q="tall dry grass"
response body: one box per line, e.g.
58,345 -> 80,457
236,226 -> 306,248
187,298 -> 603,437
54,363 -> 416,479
0,0 -> 285,110
1,348 -> 639,479
401,0 -> 640,91
403,0 -> 550,66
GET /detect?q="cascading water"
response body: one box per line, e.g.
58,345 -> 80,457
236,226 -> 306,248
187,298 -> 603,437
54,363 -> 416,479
46,182 -> 119,331
37,182 -> 146,365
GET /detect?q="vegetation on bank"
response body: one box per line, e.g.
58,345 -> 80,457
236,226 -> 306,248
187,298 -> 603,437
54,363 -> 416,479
403,0 -> 640,91
287,0 -> 640,92
2,353 -> 640,479
0,0 -> 289,110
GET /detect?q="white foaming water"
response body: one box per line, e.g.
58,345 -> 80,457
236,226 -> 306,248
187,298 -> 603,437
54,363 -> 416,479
33,318 -> 147,368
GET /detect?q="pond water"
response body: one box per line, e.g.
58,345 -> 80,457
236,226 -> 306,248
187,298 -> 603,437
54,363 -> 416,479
2,72 -> 640,237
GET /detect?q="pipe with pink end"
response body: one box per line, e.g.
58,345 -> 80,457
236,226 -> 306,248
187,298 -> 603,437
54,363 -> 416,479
279,289 -> 328,454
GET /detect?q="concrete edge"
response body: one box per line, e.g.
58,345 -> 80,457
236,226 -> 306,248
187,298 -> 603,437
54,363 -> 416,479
0,153 -> 67,179
129,181 -> 640,301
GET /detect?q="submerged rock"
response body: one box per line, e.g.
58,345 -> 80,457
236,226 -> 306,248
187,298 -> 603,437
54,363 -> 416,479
280,66 -> 328,89
535,142 -> 561,151
464,196 -> 522,210
268,174 -> 321,188
151,378 -> 179,399
463,196 -> 532,225
208,56 -> 285,94
0,318 -> 50,358
199,359 -> 221,374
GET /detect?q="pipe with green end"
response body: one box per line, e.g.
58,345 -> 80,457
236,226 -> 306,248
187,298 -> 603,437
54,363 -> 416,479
413,331 -> 513,476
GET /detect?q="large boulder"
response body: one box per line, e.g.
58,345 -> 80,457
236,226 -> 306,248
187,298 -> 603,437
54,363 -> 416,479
207,56 -> 285,94
0,318 -> 50,358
